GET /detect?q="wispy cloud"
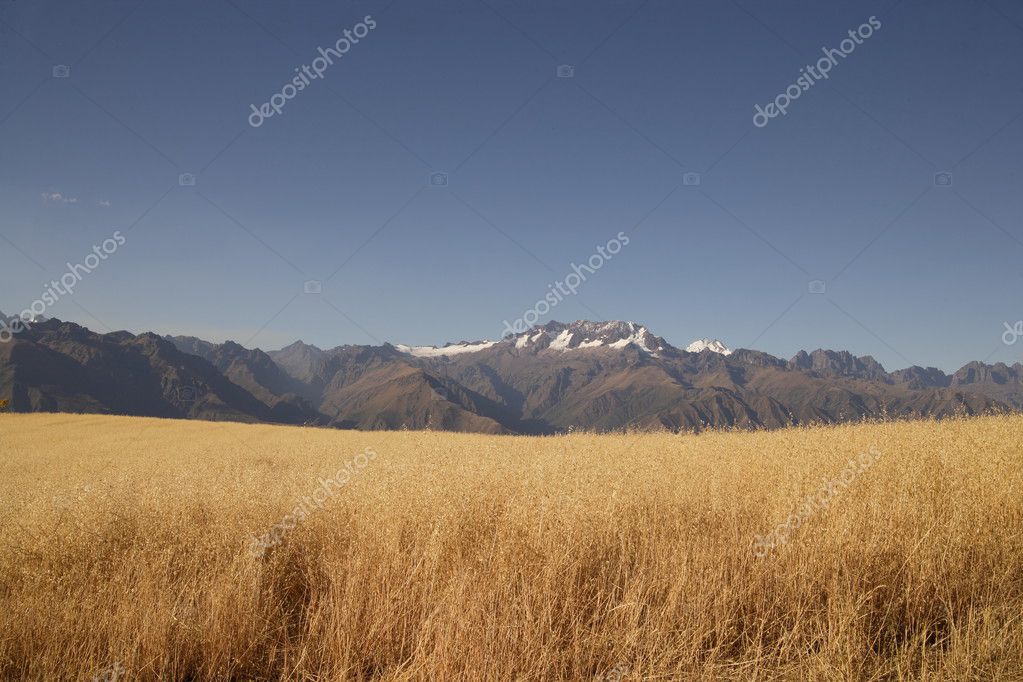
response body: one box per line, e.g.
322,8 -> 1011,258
41,191 -> 78,204
41,191 -> 112,207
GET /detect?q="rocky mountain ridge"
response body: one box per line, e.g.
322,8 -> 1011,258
1,318 -> 1018,434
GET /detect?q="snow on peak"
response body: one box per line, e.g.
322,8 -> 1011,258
548,328 -> 575,350
395,340 -> 497,358
685,338 -> 732,356
510,320 -> 664,355
514,330 -> 544,349
395,323 -> 730,360
608,328 -> 652,350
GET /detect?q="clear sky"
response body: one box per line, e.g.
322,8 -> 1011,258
2,0 -> 1022,372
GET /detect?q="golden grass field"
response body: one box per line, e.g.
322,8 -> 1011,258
1,413 -> 1022,681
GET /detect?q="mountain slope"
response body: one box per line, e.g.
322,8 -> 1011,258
0,320 -> 277,422
319,363 -> 511,433
166,336 -> 323,423
3,318 -> 1018,433
381,320 -> 1011,432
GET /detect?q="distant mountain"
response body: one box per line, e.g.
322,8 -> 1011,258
950,362 -> 1023,408
2,318 -> 1019,433
686,339 -> 732,355
503,320 -> 670,355
164,335 -> 324,424
1,310 -> 47,326
1,320 -> 279,422
787,349 -> 889,381
264,342 -> 516,433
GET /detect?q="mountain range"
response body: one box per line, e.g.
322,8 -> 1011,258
1,317 -> 1020,434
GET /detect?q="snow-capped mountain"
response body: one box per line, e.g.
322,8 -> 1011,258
685,338 -> 733,356
394,321 -> 738,359
395,321 -> 675,358
9,316 -> 1019,436
394,341 -> 498,358
509,320 -> 669,354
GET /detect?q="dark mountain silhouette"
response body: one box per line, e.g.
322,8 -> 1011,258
1,318 -> 1018,433
1,320 -> 274,422
165,336 -> 323,423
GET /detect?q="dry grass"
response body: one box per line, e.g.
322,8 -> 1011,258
1,413 -> 1021,681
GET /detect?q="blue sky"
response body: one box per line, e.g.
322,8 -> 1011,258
1,0 -> 1022,371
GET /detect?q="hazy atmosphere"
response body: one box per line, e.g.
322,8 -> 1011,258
3,0 -> 1022,370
